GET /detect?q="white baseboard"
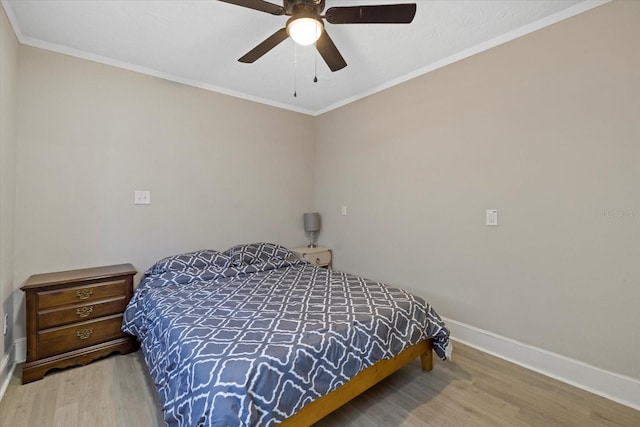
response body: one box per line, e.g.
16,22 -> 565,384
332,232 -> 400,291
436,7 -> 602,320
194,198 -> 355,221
0,337 -> 26,403
443,317 -> 640,411
0,342 -> 17,403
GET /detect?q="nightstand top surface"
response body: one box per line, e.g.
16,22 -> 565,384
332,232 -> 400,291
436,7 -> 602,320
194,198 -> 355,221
22,263 -> 137,290
290,246 -> 330,254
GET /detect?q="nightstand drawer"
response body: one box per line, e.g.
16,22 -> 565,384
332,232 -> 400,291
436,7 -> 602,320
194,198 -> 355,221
38,296 -> 128,329
37,279 -> 127,309
37,314 -> 126,359
291,247 -> 332,268
303,250 -> 331,267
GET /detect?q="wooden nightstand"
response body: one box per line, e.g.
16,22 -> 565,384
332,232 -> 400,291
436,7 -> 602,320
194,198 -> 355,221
291,246 -> 332,268
21,263 -> 139,384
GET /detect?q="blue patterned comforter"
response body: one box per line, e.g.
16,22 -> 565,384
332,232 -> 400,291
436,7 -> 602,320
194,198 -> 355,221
123,248 -> 449,427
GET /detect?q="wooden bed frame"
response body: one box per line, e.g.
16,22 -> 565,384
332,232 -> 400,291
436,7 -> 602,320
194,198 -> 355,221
280,339 -> 434,426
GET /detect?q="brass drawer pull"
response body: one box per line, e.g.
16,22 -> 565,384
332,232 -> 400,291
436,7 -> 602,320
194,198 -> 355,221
76,306 -> 94,318
76,328 -> 93,340
76,289 -> 93,300
315,258 -> 321,264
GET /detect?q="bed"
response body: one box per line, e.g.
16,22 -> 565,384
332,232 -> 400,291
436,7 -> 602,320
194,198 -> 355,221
122,243 -> 450,426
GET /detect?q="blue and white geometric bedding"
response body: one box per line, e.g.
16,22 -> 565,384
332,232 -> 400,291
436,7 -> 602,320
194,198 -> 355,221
123,243 -> 450,427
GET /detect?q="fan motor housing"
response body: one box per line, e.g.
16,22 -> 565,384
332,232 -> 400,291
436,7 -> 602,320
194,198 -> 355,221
284,0 -> 325,16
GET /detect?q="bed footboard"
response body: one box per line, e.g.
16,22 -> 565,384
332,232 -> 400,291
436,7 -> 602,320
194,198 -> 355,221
279,339 -> 434,426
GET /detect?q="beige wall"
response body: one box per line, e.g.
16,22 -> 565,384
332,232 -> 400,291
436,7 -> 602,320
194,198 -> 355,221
13,46 -> 315,336
315,0 -> 640,379
1,6 -> 19,363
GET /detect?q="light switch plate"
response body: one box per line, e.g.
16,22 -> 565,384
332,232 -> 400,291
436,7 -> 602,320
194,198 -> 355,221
486,209 -> 498,226
134,190 -> 151,205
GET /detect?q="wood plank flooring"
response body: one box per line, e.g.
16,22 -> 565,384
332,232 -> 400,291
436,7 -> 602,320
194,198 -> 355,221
0,341 -> 638,426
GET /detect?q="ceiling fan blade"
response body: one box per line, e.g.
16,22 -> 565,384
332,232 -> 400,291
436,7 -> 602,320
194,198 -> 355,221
316,30 -> 347,72
325,4 -> 417,24
218,0 -> 285,16
238,28 -> 289,63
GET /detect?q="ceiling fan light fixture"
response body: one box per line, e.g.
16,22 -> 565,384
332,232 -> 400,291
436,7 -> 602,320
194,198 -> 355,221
287,16 -> 323,46
230,0 -> 417,72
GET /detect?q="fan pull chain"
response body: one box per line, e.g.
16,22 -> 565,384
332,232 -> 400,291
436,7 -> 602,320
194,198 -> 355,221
293,43 -> 297,98
313,32 -> 318,83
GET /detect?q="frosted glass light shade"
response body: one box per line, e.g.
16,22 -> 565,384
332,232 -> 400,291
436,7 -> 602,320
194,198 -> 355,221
287,17 -> 323,46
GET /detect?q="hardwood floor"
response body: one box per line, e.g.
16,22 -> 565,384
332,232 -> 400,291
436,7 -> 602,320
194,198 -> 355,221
0,348 -> 164,427
0,341 -> 638,426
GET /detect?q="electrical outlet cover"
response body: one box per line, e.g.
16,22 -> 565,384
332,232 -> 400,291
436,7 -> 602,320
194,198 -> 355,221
134,190 -> 151,205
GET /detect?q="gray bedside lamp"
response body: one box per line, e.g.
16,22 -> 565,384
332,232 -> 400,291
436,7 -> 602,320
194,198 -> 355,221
303,212 -> 321,248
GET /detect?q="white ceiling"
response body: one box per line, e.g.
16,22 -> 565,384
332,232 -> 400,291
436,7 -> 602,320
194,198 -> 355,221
2,0 -> 607,115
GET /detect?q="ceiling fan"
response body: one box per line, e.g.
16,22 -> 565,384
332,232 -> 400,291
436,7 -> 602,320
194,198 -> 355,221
219,0 -> 417,72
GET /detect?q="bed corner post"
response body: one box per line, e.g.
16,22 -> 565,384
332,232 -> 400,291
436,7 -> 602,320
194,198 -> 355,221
420,340 -> 434,371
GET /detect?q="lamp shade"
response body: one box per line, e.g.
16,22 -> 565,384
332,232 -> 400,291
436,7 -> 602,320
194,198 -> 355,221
303,212 -> 321,232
